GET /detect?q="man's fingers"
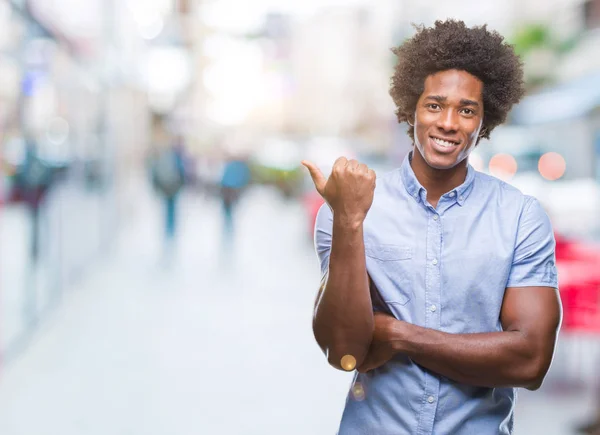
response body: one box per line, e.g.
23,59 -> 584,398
357,360 -> 371,373
333,156 -> 348,168
301,160 -> 327,194
356,351 -> 373,373
347,159 -> 359,170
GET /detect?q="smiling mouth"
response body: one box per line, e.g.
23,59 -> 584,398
430,136 -> 460,148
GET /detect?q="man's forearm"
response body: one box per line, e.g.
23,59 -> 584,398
394,322 -> 547,389
313,217 -> 373,370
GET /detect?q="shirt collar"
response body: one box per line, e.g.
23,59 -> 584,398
400,152 -> 425,203
400,151 -> 476,207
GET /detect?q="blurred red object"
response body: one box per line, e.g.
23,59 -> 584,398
303,191 -> 325,238
555,234 -> 600,333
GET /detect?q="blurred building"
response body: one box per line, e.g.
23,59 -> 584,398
508,0 -> 600,178
0,0 -> 162,360
286,5 -> 398,151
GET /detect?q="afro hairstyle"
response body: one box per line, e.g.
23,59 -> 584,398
390,19 -> 525,141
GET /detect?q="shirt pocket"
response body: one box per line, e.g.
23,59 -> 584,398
365,244 -> 414,306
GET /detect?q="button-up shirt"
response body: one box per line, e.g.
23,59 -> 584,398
314,153 -> 558,435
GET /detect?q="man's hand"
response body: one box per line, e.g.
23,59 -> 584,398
302,157 -> 376,226
357,313 -> 403,373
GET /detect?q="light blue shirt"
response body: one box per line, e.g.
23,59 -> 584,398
314,153 -> 558,435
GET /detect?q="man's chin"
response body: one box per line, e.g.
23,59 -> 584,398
424,154 -> 460,170
414,143 -> 467,170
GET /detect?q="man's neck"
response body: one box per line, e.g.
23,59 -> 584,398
410,149 -> 468,208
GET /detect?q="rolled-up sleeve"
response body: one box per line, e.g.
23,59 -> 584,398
314,203 -> 333,276
507,196 -> 558,288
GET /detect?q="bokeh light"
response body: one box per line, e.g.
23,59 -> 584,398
340,354 -> 357,371
45,116 -> 70,145
538,152 -> 566,181
351,382 -> 366,401
488,153 -> 518,181
138,17 -> 164,40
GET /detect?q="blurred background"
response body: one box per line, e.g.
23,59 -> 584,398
0,0 -> 599,434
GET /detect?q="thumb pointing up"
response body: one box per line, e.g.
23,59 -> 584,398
301,160 -> 327,196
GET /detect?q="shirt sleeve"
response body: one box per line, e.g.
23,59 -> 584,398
314,203 -> 333,276
506,196 -> 558,288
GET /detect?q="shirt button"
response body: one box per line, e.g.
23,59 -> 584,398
432,259 -> 438,265
459,196 -> 464,201
433,215 -> 439,221
413,193 -> 418,198
428,396 -> 435,404
449,191 -> 456,197
430,305 -> 437,312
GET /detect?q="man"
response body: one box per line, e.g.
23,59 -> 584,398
302,20 -> 562,435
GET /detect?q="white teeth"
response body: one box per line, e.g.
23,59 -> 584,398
432,137 -> 456,147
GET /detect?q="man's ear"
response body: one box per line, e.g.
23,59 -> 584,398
475,127 -> 487,146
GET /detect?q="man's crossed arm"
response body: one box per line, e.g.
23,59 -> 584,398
357,286 -> 562,391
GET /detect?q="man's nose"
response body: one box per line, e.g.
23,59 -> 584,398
436,109 -> 459,132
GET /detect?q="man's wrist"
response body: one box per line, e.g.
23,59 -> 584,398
389,320 -> 417,354
333,213 -> 364,231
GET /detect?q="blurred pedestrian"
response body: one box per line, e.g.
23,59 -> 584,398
13,137 -> 53,262
150,134 -> 187,254
303,20 -> 561,435
219,156 -> 250,236
12,137 -> 54,325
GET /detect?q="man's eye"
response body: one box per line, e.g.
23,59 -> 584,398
427,104 -> 440,110
461,108 -> 474,115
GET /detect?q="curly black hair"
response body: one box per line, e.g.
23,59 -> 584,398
390,19 -> 525,141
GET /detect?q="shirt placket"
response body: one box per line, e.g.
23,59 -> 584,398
418,204 -> 443,435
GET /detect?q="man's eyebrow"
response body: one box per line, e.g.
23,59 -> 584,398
460,98 -> 480,107
424,95 -> 480,107
424,95 -> 446,103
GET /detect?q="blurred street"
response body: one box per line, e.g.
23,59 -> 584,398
0,185 -> 597,435
0,184 -> 352,435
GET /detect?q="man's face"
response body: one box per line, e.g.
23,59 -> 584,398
413,69 -> 484,170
